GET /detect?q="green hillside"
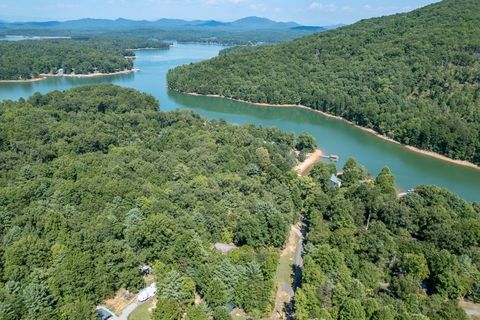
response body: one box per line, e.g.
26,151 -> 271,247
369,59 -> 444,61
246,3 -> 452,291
0,85 -> 299,319
0,85 -> 479,319
0,38 -> 169,81
168,0 -> 480,165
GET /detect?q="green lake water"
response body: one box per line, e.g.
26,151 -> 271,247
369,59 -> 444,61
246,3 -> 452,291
0,44 -> 478,201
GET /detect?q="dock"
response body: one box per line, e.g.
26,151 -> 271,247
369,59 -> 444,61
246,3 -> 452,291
321,154 -> 340,161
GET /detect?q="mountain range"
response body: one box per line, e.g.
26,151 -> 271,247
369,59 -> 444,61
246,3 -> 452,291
0,16 -> 325,32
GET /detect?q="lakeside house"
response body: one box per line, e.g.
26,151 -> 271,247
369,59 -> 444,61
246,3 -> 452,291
330,174 -> 342,188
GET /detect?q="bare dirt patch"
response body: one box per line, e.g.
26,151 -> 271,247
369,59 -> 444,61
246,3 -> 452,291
270,224 -> 302,319
294,149 -> 323,176
271,285 -> 293,320
231,307 -> 249,320
104,288 -> 138,316
460,300 -> 480,319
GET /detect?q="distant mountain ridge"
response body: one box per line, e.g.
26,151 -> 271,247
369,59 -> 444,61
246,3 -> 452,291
0,16 -> 335,45
0,16 -> 323,31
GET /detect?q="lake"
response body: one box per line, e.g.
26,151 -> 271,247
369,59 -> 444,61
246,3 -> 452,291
0,43 -> 478,201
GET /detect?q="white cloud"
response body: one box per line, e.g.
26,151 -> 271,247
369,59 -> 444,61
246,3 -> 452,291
204,0 -> 247,6
309,2 -> 336,12
248,3 -> 267,12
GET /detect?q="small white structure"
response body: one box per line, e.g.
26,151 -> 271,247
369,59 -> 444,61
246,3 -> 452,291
138,283 -> 157,302
214,243 -> 238,254
330,174 -> 342,188
399,189 -> 416,198
57,68 -> 64,76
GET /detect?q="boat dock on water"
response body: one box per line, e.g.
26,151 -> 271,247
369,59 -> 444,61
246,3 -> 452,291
321,154 -> 340,161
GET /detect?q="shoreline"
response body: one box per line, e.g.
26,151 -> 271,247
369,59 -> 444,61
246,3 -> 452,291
186,92 -> 479,171
125,47 -> 170,51
41,68 -> 139,79
0,77 -> 46,83
0,69 -> 138,83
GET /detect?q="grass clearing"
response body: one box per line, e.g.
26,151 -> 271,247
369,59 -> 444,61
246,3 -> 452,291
271,224 -> 302,319
128,298 -> 156,320
275,226 -> 300,285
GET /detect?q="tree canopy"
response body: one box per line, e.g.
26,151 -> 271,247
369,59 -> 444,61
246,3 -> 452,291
296,160 -> 480,320
168,0 -> 480,164
0,37 -> 169,80
0,84 -> 300,319
0,84 -> 478,319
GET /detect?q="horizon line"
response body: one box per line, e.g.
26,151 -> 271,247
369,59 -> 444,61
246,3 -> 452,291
0,16 -> 347,27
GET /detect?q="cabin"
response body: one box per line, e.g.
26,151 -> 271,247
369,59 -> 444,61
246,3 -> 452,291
57,68 -> 64,76
140,265 -> 152,275
330,174 -> 342,188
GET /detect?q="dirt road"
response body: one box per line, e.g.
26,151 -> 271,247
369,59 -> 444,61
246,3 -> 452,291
294,149 -> 323,176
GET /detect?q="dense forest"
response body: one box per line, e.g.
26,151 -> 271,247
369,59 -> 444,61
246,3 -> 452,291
219,45 -> 271,56
295,160 -> 480,320
0,84 -> 478,319
1,29 -> 318,46
84,36 -> 171,52
0,38 -> 169,80
168,0 -> 480,165
0,85 -> 301,319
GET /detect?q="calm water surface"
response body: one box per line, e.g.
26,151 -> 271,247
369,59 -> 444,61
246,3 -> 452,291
0,44 -> 479,201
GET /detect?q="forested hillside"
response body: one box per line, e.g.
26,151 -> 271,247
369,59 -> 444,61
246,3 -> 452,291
0,85 -> 478,319
295,160 -> 480,319
168,0 -> 480,165
0,38 -> 169,80
0,85 -> 300,319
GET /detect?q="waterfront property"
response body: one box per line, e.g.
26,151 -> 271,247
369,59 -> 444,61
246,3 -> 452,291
0,44 -> 478,201
330,174 -> 342,188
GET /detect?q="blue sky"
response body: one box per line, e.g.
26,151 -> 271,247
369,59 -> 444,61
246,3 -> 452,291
0,0 -> 439,25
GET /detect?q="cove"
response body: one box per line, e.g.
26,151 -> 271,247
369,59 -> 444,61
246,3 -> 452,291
0,44 -> 478,201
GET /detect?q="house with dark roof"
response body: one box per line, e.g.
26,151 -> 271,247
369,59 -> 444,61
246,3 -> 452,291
97,308 -> 113,320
